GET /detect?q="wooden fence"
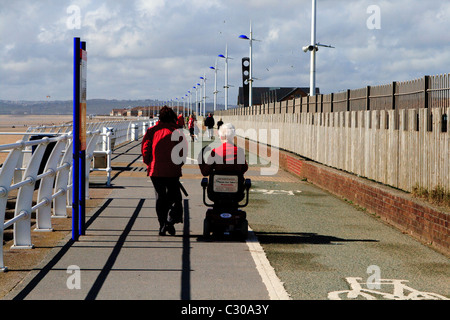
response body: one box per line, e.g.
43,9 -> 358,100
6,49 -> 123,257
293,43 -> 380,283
220,106 -> 448,194
219,74 -> 450,115
216,74 -> 449,193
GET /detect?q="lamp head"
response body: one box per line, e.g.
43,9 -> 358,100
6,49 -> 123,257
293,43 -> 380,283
302,45 -> 317,53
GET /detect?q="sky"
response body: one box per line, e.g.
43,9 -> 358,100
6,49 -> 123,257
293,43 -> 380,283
1,0 -> 450,107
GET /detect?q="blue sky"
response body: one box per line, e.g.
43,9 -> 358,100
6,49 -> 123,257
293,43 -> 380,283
1,0 -> 449,107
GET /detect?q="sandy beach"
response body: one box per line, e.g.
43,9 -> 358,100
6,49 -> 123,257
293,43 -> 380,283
0,115 -> 73,164
0,115 -> 72,128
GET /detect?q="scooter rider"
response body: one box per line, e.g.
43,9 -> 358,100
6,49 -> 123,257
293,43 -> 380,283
198,123 -> 248,176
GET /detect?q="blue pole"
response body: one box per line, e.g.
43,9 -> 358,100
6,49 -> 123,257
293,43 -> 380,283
72,37 -> 80,241
79,40 -> 86,236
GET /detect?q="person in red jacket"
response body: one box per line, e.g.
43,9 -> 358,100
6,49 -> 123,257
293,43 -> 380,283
198,123 -> 248,176
141,106 -> 187,236
188,114 -> 197,142
176,113 -> 185,129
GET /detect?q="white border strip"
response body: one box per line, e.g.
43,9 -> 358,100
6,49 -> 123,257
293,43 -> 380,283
246,228 -> 291,300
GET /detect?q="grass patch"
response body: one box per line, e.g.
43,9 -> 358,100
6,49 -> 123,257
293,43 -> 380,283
412,184 -> 450,208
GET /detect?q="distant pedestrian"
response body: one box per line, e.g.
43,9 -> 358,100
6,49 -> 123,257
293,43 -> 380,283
141,106 -> 188,236
204,113 -> 215,139
188,114 -> 197,142
217,118 -> 223,131
177,113 -> 185,129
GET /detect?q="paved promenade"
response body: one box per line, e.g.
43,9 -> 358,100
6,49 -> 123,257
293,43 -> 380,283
2,138 -> 283,300
2,134 -> 448,301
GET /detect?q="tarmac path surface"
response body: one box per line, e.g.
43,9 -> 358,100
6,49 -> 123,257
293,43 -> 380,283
245,164 -> 449,300
2,133 -> 449,301
3,137 -> 274,300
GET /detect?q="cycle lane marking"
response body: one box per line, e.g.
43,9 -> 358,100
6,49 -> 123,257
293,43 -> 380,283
328,277 -> 449,300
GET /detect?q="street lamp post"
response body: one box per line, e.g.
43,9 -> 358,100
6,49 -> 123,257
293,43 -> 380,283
239,21 -> 259,108
188,90 -> 191,116
218,44 -> 231,110
310,0 -> 316,96
302,0 -> 334,96
181,96 -> 184,116
210,62 -> 218,112
195,84 -> 200,116
200,74 -> 206,117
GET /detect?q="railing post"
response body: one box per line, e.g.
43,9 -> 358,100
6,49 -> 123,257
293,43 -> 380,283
0,146 -> 24,271
12,141 -> 49,249
85,132 -> 100,199
35,138 -> 68,231
106,131 -> 112,187
54,139 -> 73,218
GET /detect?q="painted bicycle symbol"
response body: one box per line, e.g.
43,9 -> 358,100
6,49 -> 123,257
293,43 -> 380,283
328,277 -> 449,300
250,188 -> 302,196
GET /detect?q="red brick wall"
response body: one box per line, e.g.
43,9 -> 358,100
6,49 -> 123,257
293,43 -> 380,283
246,138 -> 449,256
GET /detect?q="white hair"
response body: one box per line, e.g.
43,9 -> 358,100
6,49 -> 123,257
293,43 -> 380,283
218,123 -> 235,142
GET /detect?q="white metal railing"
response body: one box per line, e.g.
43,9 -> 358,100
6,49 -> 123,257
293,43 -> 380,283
88,118 -> 157,185
0,117 -> 155,272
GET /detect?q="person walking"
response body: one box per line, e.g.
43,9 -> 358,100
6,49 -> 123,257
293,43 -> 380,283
176,113 -> 185,129
204,113 -> 215,140
141,106 -> 187,236
217,118 -> 224,131
188,114 -> 197,142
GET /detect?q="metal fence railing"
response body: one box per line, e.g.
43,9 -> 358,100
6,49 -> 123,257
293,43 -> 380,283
0,117 -> 156,271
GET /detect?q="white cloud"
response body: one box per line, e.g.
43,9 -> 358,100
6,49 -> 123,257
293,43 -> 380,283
135,0 -> 165,18
0,0 -> 449,102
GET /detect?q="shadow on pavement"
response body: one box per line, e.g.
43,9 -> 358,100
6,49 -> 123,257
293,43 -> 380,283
254,232 -> 379,245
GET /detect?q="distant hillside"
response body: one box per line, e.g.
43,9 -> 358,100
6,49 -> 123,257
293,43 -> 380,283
0,99 -> 162,115
0,99 -> 227,115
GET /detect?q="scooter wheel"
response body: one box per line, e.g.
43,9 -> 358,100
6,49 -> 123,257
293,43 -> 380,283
203,218 -> 211,238
239,220 -> 248,240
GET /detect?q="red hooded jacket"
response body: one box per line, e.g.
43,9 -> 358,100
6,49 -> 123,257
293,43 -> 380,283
199,142 -> 248,177
176,114 -> 185,128
141,121 -> 187,177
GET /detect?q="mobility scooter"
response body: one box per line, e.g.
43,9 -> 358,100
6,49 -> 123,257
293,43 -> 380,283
201,171 -> 251,240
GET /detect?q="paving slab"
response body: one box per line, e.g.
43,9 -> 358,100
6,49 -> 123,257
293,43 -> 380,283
3,136 -> 448,302
3,139 -> 271,300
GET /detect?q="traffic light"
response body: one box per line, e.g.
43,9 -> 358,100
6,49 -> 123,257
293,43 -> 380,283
242,57 -> 250,107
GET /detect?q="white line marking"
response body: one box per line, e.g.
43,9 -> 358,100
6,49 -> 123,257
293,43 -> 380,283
186,157 -> 198,164
246,227 -> 291,300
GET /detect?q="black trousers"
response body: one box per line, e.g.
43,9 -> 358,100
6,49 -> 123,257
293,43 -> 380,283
151,177 -> 183,228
